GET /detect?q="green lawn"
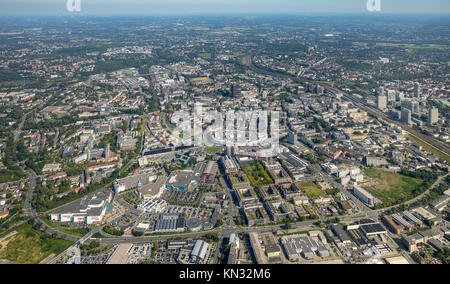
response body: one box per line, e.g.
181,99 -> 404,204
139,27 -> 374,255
59,227 -> 91,238
207,146 -> 220,153
0,223 -> 74,264
298,182 -> 326,199
364,168 -> 425,207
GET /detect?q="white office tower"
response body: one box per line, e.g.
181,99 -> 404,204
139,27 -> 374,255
428,107 -> 439,124
378,87 -> 385,96
377,94 -> 387,111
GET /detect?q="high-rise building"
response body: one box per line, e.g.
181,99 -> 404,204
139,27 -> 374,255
401,108 -> 412,125
414,82 -> 421,98
105,144 -> 110,162
428,107 -> 439,124
402,100 -> 419,114
377,95 -> 387,111
231,84 -> 241,98
287,131 -> 298,145
378,87 -> 385,96
387,90 -> 396,102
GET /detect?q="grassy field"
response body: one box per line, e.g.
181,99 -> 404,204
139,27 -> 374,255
406,134 -> 450,164
59,227 -> 91,238
298,182 -> 326,199
364,168 -> 424,207
198,52 -> 212,59
0,223 -> 74,264
207,146 -> 220,153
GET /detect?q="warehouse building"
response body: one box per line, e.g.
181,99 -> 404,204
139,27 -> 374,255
429,195 -> 450,212
402,211 -> 423,227
191,240 -> 209,262
154,213 -> 185,232
392,213 -> 414,230
49,189 -> 112,224
280,233 -> 330,261
347,219 -> 387,237
331,224 -> 351,245
382,215 -> 403,235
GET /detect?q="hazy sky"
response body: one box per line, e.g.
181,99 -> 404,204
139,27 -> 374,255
1,0 -> 450,15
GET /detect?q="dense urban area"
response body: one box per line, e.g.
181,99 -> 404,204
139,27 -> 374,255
0,14 -> 448,265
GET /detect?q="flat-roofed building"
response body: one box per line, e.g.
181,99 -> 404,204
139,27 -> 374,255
248,232 -> 267,264
165,170 -> 201,191
113,172 -> 157,193
220,156 -> 239,174
429,195 -> 450,212
49,189 -> 112,224
331,224 -> 351,245
191,240 -> 209,262
280,233 -> 330,261
353,186 -> 376,206
382,215 -> 403,235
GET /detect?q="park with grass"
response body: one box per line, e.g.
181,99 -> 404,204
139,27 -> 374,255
298,182 -> 326,199
0,222 -> 73,264
364,168 -> 428,208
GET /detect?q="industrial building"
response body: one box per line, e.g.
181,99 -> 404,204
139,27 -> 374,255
154,213 -> 185,232
429,195 -> 450,212
190,240 -> 209,262
49,189 -> 112,224
347,219 -> 387,237
331,224 -> 351,245
382,215 -> 403,235
280,233 -> 330,261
